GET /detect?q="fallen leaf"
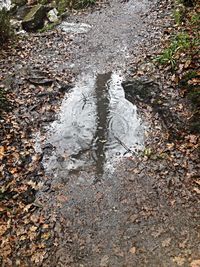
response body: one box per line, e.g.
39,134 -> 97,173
129,247 -> 136,254
0,224 -> 7,235
191,260 -> 200,267
30,225 -> 37,232
1,244 -> 12,257
57,195 -> 68,202
195,180 -> 200,186
0,146 -> 5,160
173,256 -> 185,266
193,187 -> 200,194
162,237 -> 171,247
41,232 -> 51,240
31,251 -> 46,263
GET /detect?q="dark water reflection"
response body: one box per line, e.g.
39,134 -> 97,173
93,73 -> 111,178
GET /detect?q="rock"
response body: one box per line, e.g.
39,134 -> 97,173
21,4 -> 47,31
47,8 -> 58,23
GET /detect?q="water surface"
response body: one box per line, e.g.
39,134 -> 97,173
43,71 -> 144,180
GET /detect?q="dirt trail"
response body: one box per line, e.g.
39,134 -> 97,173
33,0 -> 200,266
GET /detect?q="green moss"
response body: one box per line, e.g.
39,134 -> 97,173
191,13 -> 200,24
154,32 -> 191,69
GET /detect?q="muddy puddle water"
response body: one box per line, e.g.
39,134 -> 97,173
43,71 -> 144,181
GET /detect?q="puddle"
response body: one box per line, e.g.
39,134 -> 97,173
59,22 -> 92,33
42,71 -> 144,180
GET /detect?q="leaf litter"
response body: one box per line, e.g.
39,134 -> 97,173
0,29 -> 74,266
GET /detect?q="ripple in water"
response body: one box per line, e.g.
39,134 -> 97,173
43,71 -> 144,178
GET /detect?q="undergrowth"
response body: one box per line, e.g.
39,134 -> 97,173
154,32 -> 191,69
155,0 -> 199,133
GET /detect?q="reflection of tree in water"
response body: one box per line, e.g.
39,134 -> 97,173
93,72 -> 111,180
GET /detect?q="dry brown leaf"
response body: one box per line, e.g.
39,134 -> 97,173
193,187 -> 200,194
30,225 -> 37,232
173,256 -> 185,266
191,259 -> 200,267
129,247 -> 136,254
162,237 -> 171,247
0,224 -> 7,235
1,244 -> 12,257
41,232 -> 51,240
195,180 -> 200,186
57,195 -> 68,202
31,251 -> 46,263
188,135 -> 198,144
0,146 -> 5,160
184,59 -> 191,68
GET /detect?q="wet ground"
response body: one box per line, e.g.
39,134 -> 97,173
32,0 -> 200,266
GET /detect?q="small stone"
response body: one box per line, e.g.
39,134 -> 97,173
47,8 -> 59,23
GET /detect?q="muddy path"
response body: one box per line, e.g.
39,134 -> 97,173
32,0 -> 200,266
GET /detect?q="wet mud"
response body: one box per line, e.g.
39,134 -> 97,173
34,0 -> 200,266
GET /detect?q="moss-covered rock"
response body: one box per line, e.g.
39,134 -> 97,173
22,4 -> 47,31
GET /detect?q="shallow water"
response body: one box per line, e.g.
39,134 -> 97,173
43,71 -> 144,179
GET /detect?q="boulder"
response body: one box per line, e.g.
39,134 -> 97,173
22,4 -> 47,31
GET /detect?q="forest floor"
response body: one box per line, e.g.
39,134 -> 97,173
0,0 -> 199,266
